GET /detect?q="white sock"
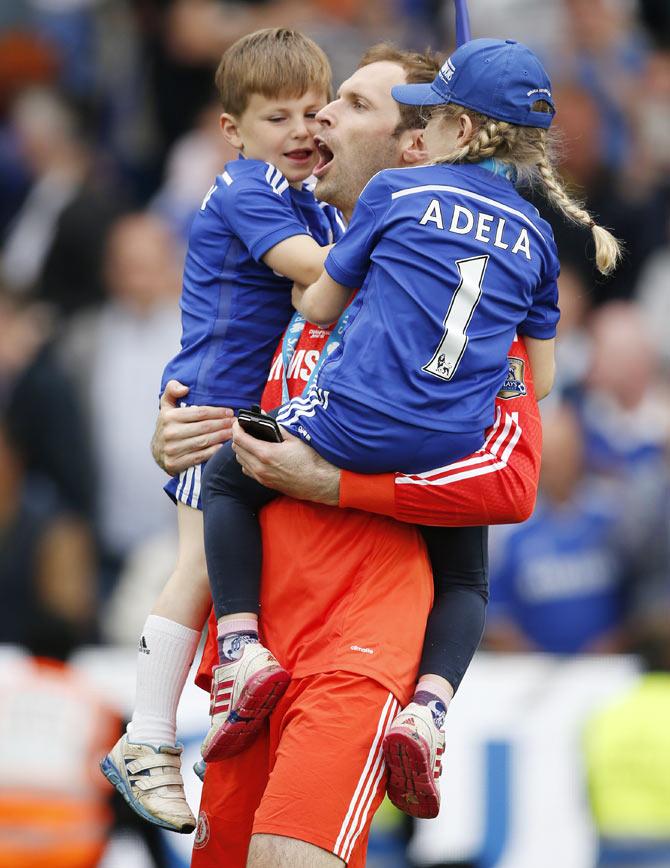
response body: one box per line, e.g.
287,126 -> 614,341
127,614 -> 201,748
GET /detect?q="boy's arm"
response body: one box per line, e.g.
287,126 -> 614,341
262,236 -> 332,287
292,272 -> 353,328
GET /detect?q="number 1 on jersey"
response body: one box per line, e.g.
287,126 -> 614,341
423,255 -> 489,381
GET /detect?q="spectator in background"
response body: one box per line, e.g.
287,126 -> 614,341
150,102 -> 234,240
0,417 -> 96,653
558,0 -> 645,172
584,608 -> 670,867
0,649 -> 119,868
578,301 -> 670,482
59,212 -> 182,595
553,263 -> 593,396
0,290 -> 95,516
527,80 -> 666,306
636,217 -> 670,376
1,87 -> 126,316
485,402 -> 632,654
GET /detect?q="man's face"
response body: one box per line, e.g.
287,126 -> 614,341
312,62 -> 409,215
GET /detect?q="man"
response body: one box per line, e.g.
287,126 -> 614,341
153,45 -> 542,867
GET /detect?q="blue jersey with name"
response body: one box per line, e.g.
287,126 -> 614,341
161,159 -> 343,407
320,162 -> 560,433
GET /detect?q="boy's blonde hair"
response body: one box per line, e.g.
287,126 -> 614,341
431,102 -> 622,275
215,28 -> 332,117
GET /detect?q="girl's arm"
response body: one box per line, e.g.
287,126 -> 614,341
523,336 -> 555,400
292,273 -> 353,328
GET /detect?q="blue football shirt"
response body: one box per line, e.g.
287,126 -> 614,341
488,488 -> 630,653
320,162 -> 560,433
161,159 -> 341,407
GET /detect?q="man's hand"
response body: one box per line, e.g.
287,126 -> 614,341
231,420 -> 340,506
151,380 -> 234,475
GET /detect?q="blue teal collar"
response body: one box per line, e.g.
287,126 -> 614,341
477,158 -> 518,182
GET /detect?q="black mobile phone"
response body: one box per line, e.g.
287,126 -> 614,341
237,405 -> 284,443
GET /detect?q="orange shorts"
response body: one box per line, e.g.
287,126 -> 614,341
192,670 -> 400,867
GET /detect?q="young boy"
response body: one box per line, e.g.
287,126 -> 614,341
100,28 -> 342,833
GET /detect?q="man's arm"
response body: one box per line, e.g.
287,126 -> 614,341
151,380 -> 234,476
233,405 -> 539,526
231,421 -> 340,505
232,341 -> 542,527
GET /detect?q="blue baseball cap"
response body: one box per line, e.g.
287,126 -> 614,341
392,38 -> 555,129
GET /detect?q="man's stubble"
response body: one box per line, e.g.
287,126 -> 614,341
314,132 -> 404,218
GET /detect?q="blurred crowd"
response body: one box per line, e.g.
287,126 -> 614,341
0,0 -> 669,863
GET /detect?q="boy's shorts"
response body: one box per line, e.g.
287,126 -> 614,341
163,400 -> 211,509
192,670 -> 400,867
164,461 -> 206,510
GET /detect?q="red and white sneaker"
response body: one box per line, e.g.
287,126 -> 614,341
201,642 -> 290,761
382,701 -> 446,819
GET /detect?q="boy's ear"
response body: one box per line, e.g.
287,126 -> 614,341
220,113 -> 243,151
399,128 -> 428,166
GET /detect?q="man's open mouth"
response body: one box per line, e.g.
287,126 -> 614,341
313,139 -> 334,177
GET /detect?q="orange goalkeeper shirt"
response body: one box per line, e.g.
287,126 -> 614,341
197,319 -> 434,704
197,323 -> 540,702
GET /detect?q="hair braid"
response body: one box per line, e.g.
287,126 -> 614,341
430,102 -> 622,275
535,139 -> 622,275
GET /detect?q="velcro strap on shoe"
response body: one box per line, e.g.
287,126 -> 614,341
127,753 -> 180,775
131,773 -> 186,792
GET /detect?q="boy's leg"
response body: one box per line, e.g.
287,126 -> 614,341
200,442 -> 289,761
384,525 -> 489,819
130,503 -> 212,745
101,502 -> 211,833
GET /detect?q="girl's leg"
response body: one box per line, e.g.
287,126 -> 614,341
418,524 -> 489,692
383,525 -> 489,819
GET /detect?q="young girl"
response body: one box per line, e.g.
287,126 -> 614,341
201,38 -> 621,814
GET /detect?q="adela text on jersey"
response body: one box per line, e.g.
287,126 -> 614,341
418,200 -> 532,260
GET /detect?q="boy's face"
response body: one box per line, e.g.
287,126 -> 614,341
221,90 -> 326,185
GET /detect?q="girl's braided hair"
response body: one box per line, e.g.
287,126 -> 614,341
430,102 -> 622,275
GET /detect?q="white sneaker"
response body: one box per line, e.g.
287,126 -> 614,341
201,641 -> 290,762
100,734 -> 196,833
382,701 -> 446,819
193,758 -> 206,782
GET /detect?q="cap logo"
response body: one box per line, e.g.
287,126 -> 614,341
439,58 -> 456,85
526,87 -> 552,99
